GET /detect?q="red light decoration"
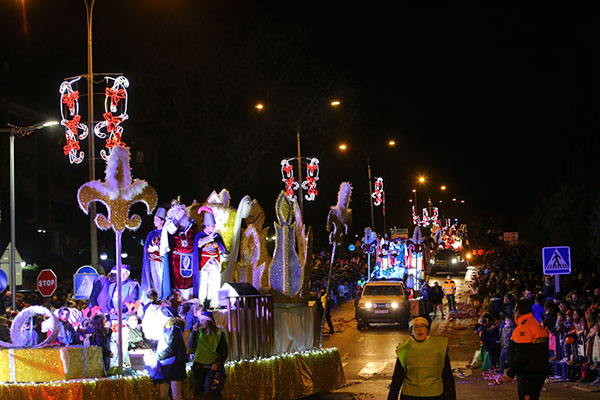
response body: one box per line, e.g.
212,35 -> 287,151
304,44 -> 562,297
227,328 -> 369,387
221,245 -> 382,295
94,76 -> 129,161
281,159 -> 299,200
59,77 -> 88,164
372,177 -> 384,206
302,157 -> 320,201
411,206 -> 440,227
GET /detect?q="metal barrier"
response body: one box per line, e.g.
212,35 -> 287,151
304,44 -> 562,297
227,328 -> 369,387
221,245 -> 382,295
224,295 -> 275,361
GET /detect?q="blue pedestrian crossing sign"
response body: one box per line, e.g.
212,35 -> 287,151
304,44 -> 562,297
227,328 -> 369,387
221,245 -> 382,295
73,265 -> 99,300
542,246 -> 571,275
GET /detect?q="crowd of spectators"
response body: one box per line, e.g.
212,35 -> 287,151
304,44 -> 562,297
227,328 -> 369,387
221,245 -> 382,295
0,267 -> 220,383
472,244 -> 600,385
310,250 -> 367,306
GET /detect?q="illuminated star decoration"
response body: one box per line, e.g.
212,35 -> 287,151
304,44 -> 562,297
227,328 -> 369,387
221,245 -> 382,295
301,157 -> 320,201
372,177 -> 384,206
94,76 -> 129,161
59,77 -> 88,164
281,158 -> 299,200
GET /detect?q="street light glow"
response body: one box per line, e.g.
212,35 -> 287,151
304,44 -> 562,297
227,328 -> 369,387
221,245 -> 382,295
338,143 -> 347,151
255,103 -> 264,110
330,100 -> 341,106
440,185 -> 447,190
33,121 -> 59,129
418,176 -> 426,183
388,140 -> 396,146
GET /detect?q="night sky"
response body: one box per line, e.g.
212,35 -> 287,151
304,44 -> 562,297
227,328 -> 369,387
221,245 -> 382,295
2,3 -> 599,246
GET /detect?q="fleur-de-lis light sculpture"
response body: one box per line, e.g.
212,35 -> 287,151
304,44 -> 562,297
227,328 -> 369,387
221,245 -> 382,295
77,146 -> 158,371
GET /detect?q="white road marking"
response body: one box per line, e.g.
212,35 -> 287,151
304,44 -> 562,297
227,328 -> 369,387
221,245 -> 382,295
358,336 -> 365,342
358,361 -> 388,378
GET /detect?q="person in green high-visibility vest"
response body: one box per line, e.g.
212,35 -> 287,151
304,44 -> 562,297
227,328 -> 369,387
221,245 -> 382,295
188,311 -> 228,396
388,316 -> 456,400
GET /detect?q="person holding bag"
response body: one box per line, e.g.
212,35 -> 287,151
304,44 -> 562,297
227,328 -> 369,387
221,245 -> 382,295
148,317 -> 188,400
188,312 -> 228,397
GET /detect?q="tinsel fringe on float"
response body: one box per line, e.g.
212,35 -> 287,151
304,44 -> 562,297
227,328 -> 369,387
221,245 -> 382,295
0,348 -> 345,400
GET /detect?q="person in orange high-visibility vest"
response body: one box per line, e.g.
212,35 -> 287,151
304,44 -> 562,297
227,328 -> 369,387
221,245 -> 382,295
442,276 -> 457,312
502,299 -> 549,400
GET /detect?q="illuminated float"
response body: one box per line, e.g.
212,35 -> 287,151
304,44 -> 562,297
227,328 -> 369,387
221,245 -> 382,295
0,73 -> 343,398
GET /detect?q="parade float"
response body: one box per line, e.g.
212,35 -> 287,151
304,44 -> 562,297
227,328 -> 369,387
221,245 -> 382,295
365,204 -> 468,286
0,76 -> 344,399
0,154 -> 344,400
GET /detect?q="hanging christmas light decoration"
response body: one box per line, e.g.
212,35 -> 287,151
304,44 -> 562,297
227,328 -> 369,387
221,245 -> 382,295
372,177 -> 384,206
302,157 -> 320,201
281,158 -> 299,200
431,207 -> 439,226
421,208 -> 430,226
94,76 -> 129,161
412,206 -> 420,226
59,77 -> 88,164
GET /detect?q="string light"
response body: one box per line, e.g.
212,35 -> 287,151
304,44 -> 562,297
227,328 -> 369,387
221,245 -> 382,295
372,177 -> 384,206
281,157 -> 322,202
59,77 -> 88,164
302,157 -> 319,201
280,158 -> 299,200
94,76 -> 129,161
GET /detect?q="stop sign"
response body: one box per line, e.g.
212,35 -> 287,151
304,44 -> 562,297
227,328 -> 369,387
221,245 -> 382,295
37,269 -> 57,297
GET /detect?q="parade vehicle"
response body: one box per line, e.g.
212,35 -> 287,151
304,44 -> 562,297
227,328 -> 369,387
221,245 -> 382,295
429,248 -> 468,276
356,280 -> 410,329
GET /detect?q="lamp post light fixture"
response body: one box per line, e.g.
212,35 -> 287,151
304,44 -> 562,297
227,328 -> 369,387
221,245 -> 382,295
1,120 -> 59,310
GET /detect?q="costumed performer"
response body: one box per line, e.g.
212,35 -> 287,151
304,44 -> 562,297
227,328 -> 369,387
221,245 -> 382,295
387,316 -> 456,400
107,264 -> 140,318
160,199 -> 199,300
141,206 -> 170,301
194,207 -> 227,309
89,269 -> 115,314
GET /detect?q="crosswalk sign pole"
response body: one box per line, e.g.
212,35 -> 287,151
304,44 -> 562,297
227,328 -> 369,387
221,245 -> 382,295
555,274 -> 560,295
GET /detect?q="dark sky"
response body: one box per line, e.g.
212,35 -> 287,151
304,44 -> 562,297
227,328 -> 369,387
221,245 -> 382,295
2,3 -> 598,239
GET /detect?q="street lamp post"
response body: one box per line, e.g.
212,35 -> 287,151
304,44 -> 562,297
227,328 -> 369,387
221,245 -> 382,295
257,100 -> 340,216
84,0 -> 99,270
1,121 -> 59,310
296,122 -> 304,215
366,157 -> 375,231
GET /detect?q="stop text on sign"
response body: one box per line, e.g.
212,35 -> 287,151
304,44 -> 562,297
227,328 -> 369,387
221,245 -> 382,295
39,280 -> 55,286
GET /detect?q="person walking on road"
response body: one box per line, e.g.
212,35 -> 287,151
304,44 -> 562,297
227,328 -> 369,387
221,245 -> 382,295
319,288 -> 334,334
442,276 -> 457,313
388,316 -> 456,400
430,282 -> 445,319
502,299 -> 550,400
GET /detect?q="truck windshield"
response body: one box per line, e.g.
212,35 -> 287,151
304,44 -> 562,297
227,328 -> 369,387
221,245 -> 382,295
363,285 -> 405,296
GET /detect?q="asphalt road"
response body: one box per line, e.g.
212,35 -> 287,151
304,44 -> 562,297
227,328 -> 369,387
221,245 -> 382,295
305,267 -> 600,400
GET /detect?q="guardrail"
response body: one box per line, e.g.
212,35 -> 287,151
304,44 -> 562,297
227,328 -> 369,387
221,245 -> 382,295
223,295 -> 275,361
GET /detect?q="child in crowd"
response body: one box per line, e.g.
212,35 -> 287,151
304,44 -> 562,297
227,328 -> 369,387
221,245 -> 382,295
499,314 -> 515,370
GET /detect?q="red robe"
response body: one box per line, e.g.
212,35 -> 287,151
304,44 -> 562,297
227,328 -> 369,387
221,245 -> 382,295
171,223 -> 197,290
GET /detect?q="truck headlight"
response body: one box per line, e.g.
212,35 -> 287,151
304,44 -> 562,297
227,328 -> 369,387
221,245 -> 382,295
364,302 -> 373,309
451,258 -> 457,264
391,302 -> 399,309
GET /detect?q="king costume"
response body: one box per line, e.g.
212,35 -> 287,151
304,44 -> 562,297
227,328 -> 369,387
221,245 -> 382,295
141,207 -> 170,300
160,201 -> 200,300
